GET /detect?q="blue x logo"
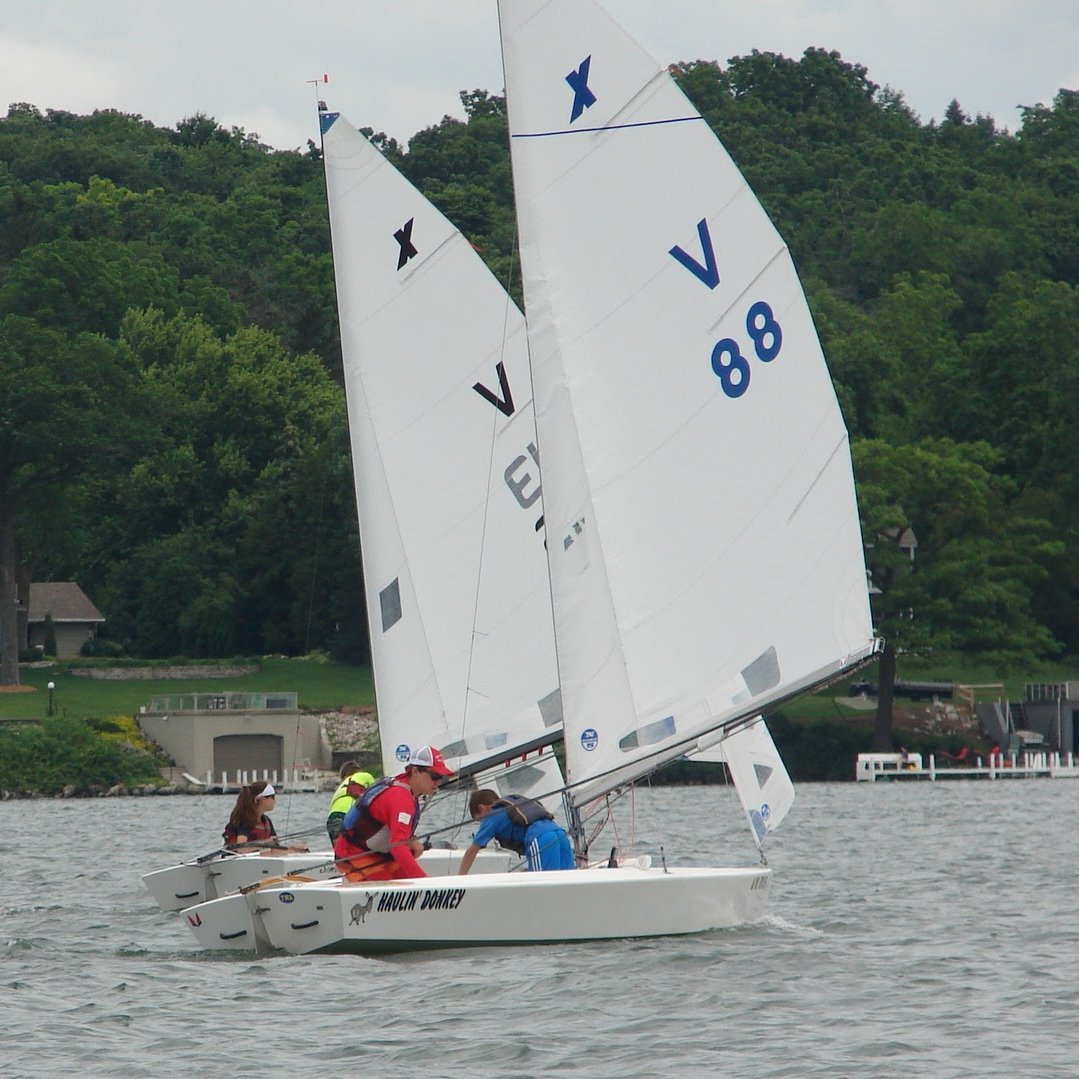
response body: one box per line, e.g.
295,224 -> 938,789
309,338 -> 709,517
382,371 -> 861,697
566,55 -> 596,123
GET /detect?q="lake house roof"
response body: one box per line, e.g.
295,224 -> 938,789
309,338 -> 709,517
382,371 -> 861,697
27,582 -> 105,625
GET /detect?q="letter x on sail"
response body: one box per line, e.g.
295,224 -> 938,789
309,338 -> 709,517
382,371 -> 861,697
394,217 -> 418,270
566,56 -> 596,122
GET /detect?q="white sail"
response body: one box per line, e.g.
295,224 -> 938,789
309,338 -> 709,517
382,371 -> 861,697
499,0 -> 878,806
721,716 -> 795,849
321,111 -> 563,790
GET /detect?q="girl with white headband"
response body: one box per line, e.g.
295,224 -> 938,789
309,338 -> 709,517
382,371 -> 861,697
222,780 -> 280,848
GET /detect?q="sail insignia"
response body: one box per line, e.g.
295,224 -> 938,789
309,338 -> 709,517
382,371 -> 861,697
566,55 -> 596,122
669,218 -> 720,289
472,361 -> 516,417
393,217 -> 417,270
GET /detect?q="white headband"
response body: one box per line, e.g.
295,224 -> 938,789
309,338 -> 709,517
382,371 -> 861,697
259,784 -> 276,798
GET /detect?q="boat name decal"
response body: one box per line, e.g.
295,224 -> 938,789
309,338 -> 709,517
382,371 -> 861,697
375,887 -> 467,914
566,55 -> 596,123
278,892 -> 295,904
394,217 -> 418,270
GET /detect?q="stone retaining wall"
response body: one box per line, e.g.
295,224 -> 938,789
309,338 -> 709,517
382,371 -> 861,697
68,664 -> 259,680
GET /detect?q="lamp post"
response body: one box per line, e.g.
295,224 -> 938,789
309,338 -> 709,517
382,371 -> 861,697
47,681 -> 55,716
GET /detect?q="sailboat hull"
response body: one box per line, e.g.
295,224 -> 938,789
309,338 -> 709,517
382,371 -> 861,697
181,848 -> 518,951
249,865 -> 770,955
143,851 -> 340,911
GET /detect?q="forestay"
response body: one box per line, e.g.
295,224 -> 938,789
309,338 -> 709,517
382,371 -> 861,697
499,0 -> 879,807
321,112 -> 563,789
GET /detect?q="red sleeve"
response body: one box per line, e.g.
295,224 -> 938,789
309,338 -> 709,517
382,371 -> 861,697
373,786 -> 425,878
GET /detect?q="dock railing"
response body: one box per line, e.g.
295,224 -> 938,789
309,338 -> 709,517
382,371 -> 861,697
856,750 -> 1079,782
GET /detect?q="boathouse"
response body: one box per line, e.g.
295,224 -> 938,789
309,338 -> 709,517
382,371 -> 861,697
138,691 -> 330,782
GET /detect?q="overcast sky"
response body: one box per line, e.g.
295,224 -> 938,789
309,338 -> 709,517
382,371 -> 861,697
4,1 -> 1078,152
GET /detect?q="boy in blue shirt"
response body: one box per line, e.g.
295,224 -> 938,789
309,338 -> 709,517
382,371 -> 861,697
457,789 -> 576,874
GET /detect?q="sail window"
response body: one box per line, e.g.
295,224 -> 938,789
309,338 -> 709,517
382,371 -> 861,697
742,647 -> 780,696
538,688 -> 563,729
380,579 -> 402,632
498,763 -> 548,795
619,715 -> 677,751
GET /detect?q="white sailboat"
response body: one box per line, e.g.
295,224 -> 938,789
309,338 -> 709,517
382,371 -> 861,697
143,841 -> 339,913
180,105 -> 568,950
232,0 -> 878,956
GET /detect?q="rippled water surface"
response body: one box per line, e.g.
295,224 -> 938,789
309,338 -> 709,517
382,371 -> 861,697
3,780 -> 1078,1077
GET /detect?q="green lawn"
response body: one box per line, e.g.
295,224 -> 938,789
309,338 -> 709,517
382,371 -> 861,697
0,658 -> 375,722
3,650 -> 1076,727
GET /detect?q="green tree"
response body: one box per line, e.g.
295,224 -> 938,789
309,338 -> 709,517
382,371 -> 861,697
0,316 -> 146,683
854,437 -> 1060,749
85,309 -> 359,659
0,236 -> 180,336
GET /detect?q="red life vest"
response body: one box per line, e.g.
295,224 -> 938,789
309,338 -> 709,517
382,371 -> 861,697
336,777 -> 419,854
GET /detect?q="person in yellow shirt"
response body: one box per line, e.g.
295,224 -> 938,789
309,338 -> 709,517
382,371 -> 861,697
325,761 -> 376,842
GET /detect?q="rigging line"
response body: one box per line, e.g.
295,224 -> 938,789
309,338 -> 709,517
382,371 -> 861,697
457,366 -> 502,749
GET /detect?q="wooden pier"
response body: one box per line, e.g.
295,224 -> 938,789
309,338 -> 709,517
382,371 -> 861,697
855,750 -> 1079,782
186,766 -> 332,793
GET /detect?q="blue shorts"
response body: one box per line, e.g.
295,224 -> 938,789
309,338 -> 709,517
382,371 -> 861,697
524,820 -> 575,871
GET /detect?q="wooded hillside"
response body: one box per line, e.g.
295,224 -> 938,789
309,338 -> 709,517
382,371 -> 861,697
2,49 -> 1076,681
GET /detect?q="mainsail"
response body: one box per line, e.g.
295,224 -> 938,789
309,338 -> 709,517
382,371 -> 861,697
321,111 -> 563,796
498,0 -> 879,809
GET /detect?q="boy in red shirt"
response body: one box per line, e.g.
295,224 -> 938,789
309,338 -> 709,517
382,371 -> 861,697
332,745 -> 455,880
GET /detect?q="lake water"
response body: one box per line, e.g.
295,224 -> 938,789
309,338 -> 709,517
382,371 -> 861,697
2,780 -> 1077,1078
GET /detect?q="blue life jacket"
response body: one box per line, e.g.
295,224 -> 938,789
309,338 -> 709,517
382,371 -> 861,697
486,794 -> 553,855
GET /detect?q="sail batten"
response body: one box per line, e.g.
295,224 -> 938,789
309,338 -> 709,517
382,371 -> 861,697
511,114 -> 702,139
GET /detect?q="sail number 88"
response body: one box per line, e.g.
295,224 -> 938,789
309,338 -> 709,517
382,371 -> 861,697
710,301 -> 782,398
